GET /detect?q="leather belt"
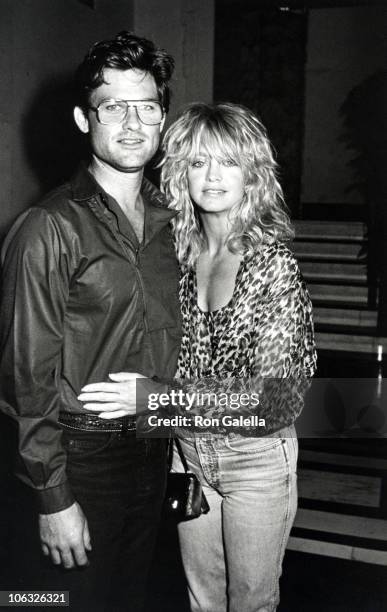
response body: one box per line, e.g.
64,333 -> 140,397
59,412 -> 137,432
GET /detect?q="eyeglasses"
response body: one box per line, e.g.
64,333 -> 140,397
89,99 -> 164,126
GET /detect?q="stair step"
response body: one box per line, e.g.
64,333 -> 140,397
287,535 -> 387,565
293,241 -> 366,261
315,323 -> 378,336
300,261 -> 367,283
299,449 -> 387,471
313,307 -> 377,328
315,332 -> 387,354
294,508 -> 387,544
308,283 -> 369,304
289,449 -> 387,564
294,220 -> 366,242
312,299 -> 372,310
287,536 -> 387,565
300,439 -> 387,458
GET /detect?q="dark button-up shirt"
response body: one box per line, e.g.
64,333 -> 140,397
0,165 -> 181,513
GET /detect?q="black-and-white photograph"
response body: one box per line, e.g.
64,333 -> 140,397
0,1 -> 386,611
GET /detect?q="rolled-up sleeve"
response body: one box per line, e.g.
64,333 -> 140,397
0,208 -> 75,513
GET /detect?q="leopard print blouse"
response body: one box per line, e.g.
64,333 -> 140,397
177,241 -> 317,433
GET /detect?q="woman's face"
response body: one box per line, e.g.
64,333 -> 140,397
187,150 -> 245,215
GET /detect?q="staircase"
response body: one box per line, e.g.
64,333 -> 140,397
288,219 -> 387,566
293,220 -> 387,356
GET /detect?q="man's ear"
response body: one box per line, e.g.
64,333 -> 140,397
73,106 -> 90,134
159,114 -> 166,133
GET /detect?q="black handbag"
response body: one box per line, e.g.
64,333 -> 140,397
164,437 -> 210,521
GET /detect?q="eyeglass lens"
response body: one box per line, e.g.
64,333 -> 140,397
98,100 -> 163,125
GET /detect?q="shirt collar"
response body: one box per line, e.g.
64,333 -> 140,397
70,163 -> 177,244
70,163 -> 101,201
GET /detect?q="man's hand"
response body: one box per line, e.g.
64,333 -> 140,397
78,372 -> 165,419
39,502 -> 91,569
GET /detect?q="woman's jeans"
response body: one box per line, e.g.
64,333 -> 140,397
173,426 -> 298,612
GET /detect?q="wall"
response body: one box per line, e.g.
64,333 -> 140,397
0,0 -> 134,237
301,5 -> 387,206
0,0 -> 214,237
133,0 -> 214,123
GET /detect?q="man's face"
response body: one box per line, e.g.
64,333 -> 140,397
75,68 -> 164,173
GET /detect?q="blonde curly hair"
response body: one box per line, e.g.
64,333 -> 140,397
161,102 -> 294,267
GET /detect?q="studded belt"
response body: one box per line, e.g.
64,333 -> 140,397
58,412 -> 137,432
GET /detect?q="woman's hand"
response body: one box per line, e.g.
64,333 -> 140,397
78,372 -> 146,419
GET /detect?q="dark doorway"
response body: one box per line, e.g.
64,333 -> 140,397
214,1 -> 308,218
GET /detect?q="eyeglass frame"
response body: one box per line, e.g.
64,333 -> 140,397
88,98 -> 165,126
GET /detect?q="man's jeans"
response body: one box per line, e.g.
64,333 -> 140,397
10,430 -> 167,612
173,426 -> 298,612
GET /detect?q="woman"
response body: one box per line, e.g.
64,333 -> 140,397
80,103 -> 316,612
159,103 -> 316,612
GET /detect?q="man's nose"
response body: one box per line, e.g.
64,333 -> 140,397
206,159 -> 221,182
122,105 -> 141,129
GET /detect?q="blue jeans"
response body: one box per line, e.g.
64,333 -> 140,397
173,426 -> 298,612
9,430 -> 167,612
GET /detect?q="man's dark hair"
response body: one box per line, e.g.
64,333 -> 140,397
75,31 -> 174,112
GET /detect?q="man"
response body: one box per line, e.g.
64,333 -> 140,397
0,31 -> 180,611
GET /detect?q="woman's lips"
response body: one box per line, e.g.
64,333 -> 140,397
203,189 -> 226,194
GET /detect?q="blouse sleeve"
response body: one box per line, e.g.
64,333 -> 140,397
245,244 -> 317,432
251,244 -> 316,379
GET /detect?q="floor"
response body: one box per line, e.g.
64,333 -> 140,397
144,349 -> 387,612
146,516 -> 387,612
1,352 -> 386,611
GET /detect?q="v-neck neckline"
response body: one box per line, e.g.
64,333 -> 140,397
192,257 -> 245,316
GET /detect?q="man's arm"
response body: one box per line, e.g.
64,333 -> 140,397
0,207 -> 90,567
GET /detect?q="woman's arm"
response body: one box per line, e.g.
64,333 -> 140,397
246,245 -> 317,431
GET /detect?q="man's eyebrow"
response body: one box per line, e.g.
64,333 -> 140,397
97,98 -> 160,102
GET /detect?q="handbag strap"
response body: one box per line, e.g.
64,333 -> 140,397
167,436 -> 189,473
